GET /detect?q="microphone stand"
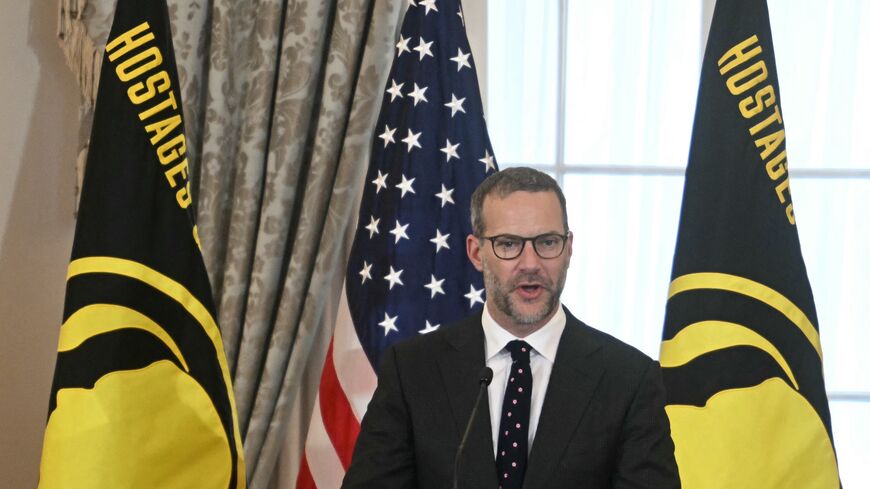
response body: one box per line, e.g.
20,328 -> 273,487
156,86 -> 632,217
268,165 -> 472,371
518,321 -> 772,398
452,367 -> 493,489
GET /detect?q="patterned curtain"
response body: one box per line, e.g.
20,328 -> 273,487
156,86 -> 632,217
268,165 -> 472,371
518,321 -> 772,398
57,0 -> 404,486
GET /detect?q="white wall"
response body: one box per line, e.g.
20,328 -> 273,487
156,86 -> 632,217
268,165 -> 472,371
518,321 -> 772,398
463,1 -> 487,107
0,1 -> 79,487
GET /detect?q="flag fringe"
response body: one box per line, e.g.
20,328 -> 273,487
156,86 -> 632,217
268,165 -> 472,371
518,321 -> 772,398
57,0 -> 103,214
57,0 -> 102,109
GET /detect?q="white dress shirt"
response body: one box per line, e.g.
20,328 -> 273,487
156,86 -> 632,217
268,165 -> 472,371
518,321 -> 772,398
481,302 -> 566,457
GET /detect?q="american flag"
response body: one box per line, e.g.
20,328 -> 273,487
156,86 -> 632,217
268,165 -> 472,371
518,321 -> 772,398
296,0 -> 496,487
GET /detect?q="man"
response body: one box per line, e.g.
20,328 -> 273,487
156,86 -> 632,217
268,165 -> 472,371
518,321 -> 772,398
341,167 -> 680,489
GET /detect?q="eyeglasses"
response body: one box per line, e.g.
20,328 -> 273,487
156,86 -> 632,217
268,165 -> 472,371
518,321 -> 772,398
479,232 -> 571,260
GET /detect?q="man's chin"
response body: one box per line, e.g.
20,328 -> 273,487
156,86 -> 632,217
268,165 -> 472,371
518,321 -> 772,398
510,302 -> 556,328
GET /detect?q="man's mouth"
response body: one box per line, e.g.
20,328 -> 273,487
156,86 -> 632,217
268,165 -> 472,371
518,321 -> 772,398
515,283 -> 545,300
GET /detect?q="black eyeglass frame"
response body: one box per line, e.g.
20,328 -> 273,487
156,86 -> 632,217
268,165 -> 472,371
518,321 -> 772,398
478,231 -> 572,260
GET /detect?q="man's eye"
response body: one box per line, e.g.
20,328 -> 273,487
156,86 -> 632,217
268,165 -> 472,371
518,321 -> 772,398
540,238 -> 558,247
496,239 -> 519,249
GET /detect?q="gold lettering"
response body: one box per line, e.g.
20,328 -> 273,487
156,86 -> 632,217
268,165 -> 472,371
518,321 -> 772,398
754,129 -> 785,160
765,150 -> 788,180
115,47 -> 162,82
106,22 -> 154,62
157,134 -> 187,165
726,60 -> 768,96
176,183 -> 192,209
128,71 -> 171,104
106,25 -> 193,214
774,177 -> 791,204
739,84 -> 776,118
718,35 -> 762,75
749,105 -> 782,136
144,115 -> 181,145
717,34 -> 796,227
786,204 -> 795,225
137,91 -> 178,121
164,158 -> 188,188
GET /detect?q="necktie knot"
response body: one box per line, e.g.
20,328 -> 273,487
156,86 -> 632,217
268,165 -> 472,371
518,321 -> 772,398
506,340 -> 531,365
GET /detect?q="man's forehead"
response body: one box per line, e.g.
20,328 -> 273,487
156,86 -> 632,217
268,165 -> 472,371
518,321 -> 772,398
481,190 -> 564,229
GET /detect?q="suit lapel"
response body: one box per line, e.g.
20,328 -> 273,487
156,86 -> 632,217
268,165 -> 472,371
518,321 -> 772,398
437,314 -> 498,489
523,312 -> 604,489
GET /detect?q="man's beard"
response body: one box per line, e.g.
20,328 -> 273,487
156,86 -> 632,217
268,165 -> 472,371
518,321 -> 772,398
482,260 -> 568,328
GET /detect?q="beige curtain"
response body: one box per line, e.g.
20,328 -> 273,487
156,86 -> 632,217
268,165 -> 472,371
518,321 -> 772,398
58,0 -> 403,486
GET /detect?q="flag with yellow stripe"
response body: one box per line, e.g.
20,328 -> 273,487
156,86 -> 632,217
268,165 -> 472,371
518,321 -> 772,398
661,0 -> 840,487
38,1 -> 244,488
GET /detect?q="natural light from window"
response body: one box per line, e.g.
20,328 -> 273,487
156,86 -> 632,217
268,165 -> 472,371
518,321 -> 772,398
486,1 -> 869,486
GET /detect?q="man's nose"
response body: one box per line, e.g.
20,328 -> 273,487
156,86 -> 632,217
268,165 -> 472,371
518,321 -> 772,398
517,241 -> 542,271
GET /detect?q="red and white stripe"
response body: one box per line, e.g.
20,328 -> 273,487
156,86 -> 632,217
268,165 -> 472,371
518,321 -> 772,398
297,288 -> 378,489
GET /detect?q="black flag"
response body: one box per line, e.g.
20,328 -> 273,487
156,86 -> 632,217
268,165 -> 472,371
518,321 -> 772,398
38,1 -> 245,488
660,0 -> 840,487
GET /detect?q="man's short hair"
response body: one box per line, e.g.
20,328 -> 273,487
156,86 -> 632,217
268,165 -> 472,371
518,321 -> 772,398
470,167 -> 569,236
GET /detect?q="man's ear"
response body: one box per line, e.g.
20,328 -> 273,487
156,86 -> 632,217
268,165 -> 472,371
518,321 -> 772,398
466,234 -> 484,272
566,231 -> 574,259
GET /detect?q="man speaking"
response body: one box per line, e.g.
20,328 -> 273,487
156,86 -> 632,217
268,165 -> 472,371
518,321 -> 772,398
341,167 -> 679,489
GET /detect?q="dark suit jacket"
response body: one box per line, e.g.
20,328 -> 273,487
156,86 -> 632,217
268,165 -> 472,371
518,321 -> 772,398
341,307 -> 680,489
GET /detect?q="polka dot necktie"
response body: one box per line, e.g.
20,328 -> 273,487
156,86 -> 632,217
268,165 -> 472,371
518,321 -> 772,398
495,340 -> 532,489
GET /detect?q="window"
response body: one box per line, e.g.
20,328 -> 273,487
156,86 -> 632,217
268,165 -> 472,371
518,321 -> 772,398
485,0 -> 869,485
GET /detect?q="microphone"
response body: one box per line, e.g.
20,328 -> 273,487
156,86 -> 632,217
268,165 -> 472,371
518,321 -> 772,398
452,367 -> 494,489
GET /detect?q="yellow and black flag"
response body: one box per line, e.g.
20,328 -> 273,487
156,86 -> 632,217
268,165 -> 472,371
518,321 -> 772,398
661,0 -> 840,487
38,1 -> 245,488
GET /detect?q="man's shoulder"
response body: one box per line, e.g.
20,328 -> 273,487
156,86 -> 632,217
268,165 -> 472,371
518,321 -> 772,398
563,308 -> 655,367
389,310 -> 482,355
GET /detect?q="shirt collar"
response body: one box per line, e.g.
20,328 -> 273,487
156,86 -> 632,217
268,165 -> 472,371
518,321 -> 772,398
481,302 -> 566,362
